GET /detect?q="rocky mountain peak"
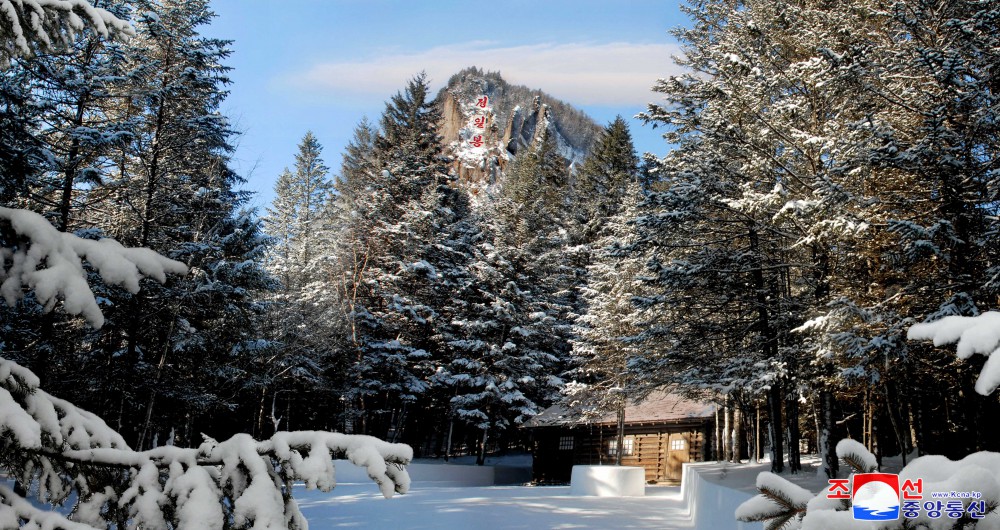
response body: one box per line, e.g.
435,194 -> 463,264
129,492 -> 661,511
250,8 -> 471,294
436,67 -> 602,198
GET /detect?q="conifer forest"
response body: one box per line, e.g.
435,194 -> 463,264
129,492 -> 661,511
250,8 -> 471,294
2,0 -> 1000,528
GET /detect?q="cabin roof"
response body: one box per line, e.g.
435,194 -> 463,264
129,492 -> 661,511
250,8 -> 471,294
524,391 -> 717,428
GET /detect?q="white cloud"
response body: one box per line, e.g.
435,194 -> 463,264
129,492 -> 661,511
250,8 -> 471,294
284,41 -> 684,107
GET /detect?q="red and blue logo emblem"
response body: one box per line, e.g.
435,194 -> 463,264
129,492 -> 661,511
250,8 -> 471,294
852,473 -> 900,521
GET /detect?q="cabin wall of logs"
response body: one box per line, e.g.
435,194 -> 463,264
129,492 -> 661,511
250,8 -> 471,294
530,420 -> 714,484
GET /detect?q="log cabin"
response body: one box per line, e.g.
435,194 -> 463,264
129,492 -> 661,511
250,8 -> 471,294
524,391 -> 718,484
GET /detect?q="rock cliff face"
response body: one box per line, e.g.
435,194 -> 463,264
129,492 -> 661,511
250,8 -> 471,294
436,67 -> 602,198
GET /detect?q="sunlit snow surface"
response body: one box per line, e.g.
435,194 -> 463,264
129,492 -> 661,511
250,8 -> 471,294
297,484 -> 691,529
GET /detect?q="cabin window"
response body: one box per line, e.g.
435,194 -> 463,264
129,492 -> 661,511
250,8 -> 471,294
559,436 -> 574,450
670,438 -> 686,451
608,437 -> 634,456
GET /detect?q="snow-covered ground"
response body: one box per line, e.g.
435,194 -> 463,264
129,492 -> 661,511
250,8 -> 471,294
297,483 -> 691,529
298,457 -> 781,529
4,455 -> 837,529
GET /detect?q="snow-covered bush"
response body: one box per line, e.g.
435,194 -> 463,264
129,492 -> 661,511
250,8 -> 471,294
737,316 -> 1000,529
1,354 -> 413,529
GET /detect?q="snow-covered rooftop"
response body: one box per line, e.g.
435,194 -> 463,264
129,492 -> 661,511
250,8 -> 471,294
525,391 -> 717,428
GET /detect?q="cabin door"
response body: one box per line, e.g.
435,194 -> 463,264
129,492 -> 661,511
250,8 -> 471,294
666,432 -> 690,481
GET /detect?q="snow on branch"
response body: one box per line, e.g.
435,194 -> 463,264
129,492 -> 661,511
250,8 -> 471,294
907,312 -> 1000,395
836,439 -> 877,474
0,485 -> 93,530
0,0 -> 134,65
738,441 -> 1000,529
0,207 -> 188,328
1,355 -> 413,529
735,472 -> 811,529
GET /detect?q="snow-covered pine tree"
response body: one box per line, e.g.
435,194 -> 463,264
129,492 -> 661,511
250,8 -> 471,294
287,132 -> 333,277
17,0 -> 133,232
572,115 -> 641,241
266,167 -> 300,290
326,119 -> 382,434
336,117 -> 379,200
644,0 -> 1000,491
635,0 -> 999,473
434,198 -> 563,464
260,132 -> 341,435
498,128 -> 581,364
567,177 -> 646,465
433,130 -> 578,460
332,74 -> 478,446
58,0 -> 280,448
853,0 -> 1000,457
0,1 -> 138,404
636,9 -> 808,469
564,117 -> 644,464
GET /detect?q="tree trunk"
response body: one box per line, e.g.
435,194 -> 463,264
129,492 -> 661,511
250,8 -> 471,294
884,382 -> 908,467
748,223 -> 784,473
723,397 -> 732,462
137,314 -> 177,450
768,383 -> 784,473
714,407 -> 722,461
819,389 -> 838,479
58,101 -> 85,232
731,404 -> 741,463
787,395 -> 801,473
476,427 -> 488,466
445,419 -> 454,462
255,387 -> 267,437
755,401 -> 761,463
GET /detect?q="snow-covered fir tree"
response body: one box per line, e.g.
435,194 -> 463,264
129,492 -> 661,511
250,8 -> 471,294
572,116 -> 641,240
438,130 -> 579,459
16,0 -> 133,232
567,178 -> 646,464
260,132 -> 342,434
52,0 -> 281,449
632,0 -> 1000,474
434,200 -> 561,464
563,117 -> 644,464
265,131 -> 333,286
330,74 -> 473,443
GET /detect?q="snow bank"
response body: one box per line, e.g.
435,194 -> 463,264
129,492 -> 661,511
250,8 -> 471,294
569,465 -> 646,497
331,455 -> 531,487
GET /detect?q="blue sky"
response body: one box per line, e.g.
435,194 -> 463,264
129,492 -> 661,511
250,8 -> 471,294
202,1 -> 690,208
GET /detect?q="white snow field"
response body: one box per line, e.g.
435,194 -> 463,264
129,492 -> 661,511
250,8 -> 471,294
297,458 -> 772,529
297,483 -> 692,529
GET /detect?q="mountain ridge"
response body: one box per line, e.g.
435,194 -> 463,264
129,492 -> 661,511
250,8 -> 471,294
435,67 -> 602,196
